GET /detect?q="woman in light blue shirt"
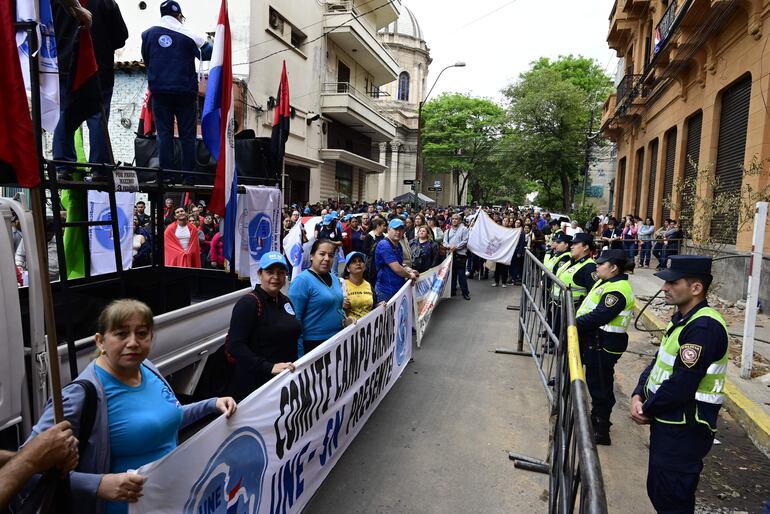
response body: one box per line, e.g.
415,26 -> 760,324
289,239 -> 347,355
638,217 -> 655,268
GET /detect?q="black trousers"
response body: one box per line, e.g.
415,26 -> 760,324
494,263 -> 509,284
647,423 -> 714,513
583,346 -> 623,420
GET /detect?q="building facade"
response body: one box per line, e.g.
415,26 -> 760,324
584,144 -> 618,213
114,0 -> 403,204
600,0 -> 770,253
373,7 -> 462,206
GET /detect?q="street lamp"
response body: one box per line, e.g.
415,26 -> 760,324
416,61 -> 466,196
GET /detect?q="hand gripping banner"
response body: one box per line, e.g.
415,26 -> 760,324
130,283 -> 414,514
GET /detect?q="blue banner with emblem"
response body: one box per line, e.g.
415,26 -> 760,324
235,186 -> 282,286
130,282 -> 414,514
87,190 -> 135,275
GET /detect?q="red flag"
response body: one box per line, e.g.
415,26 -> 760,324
139,89 -> 155,136
270,61 -> 290,177
0,0 -> 40,188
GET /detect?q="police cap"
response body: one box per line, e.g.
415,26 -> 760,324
654,255 -> 712,282
553,233 -> 573,244
571,233 -> 593,245
595,249 -> 627,268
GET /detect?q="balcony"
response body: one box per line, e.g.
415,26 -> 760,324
614,74 -> 646,120
607,1 -> 635,53
653,0 -> 678,56
324,1 -> 400,84
320,82 -> 397,142
622,0 -> 650,12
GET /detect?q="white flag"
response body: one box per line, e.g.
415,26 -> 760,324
88,191 -> 135,275
235,186 -> 282,286
282,220 -> 303,279
467,209 -> 522,263
16,0 -> 60,132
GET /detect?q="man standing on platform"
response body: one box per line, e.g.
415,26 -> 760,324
630,256 -> 728,513
141,1 -> 212,183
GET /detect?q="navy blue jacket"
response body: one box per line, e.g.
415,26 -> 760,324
141,21 -> 212,95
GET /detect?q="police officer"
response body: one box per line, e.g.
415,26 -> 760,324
630,256 -> 728,513
575,249 -> 635,445
556,232 -> 597,310
545,233 -> 572,317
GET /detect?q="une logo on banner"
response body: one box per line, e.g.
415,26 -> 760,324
289,242 -> 302,267
248,213 -> 273,260
395,296 -> 409,366
94,207 -> 131,249
184,427 -> 268,514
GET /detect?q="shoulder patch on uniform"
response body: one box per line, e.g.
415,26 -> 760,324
595,287 -> 604,296
679,343 -> 702,368
591,271 -> 599,281
604,293 -> 619,307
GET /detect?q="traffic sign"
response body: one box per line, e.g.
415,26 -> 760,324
427,186 -> 442,192
403,179 -> 415,185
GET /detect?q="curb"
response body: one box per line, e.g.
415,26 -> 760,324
634,304 -> 770,457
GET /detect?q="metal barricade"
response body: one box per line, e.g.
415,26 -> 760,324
497,249 -> 608,514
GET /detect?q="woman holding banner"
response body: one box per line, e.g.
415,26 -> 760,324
289,239 -> 348,355
226,252 -> 301,402
22,299 -> 236,514
341,251 -> 376,320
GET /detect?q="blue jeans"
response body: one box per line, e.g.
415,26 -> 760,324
623,239 -> 637,260
52,88 -> 113,173
151,92 -> 197,172
452,254 -> 469,295
639,241 -> 652,266
375,287 -> 395,304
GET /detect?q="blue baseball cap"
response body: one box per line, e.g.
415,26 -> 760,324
258,251 -> 288,271
345,251 -> 367,265
160,0 -> 183,16
343,214 -> 352,222
330,211 -> 339,218
322,214 -> 333,225
303,207 -> 311,214
388,218 -> 405,230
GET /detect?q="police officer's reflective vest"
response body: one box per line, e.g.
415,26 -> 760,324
543,252 -> 554,271
644,307 -> 728,430
576,278 -> 635,336
553,257 -> 594,302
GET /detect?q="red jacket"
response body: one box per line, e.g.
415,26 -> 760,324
164,222 -> 201,268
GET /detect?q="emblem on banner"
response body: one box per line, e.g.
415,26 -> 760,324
395,296 -> 409,366
248,213 -> 273,260
289,242 -> 303,267
184,427 -> 268,514
94,207 -> 131,249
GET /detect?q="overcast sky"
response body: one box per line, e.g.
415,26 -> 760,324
406,0 -> 619,103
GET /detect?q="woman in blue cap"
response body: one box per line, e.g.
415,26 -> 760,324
289,240 -> 347,354
225,251 -> 300,401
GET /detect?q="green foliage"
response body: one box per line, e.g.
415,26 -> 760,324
571,205 -> 597,228
502,55 -> 613,211
421,93 -> 510,204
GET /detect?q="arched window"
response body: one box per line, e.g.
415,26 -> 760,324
397,72 -> 410,101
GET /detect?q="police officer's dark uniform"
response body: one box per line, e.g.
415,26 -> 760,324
633,256 -> 728,513
575,249 -> 635,444
543,233 -> 572,321
556,233 -> 597,311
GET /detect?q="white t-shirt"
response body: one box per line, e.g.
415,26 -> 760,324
176,224 -> 191,252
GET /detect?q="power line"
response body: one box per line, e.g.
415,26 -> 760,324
456,0 -> 521,30
233,0 -> 397,67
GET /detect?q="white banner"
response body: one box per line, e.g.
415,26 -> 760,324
413,254 -> 452,347
88,191 -> 135,275
467,209 -> 522,263
235,186 -> 282,286
131,283 -> 414,514
282,221 -> 303,279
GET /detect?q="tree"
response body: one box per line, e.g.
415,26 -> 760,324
502,55 -> 613,211
421,93 -> 507,205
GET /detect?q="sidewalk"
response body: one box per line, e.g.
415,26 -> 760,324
628,266 -> 770,457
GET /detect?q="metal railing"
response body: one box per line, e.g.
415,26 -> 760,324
322,82 -> 396,123
616,74 -> 643,105
654,0 -> 678,54
497,250 -> 608,514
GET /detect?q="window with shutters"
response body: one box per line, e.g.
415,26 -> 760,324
647,139 -> 659,219
616,157 -> 626,214
681,111 -> 702,232
711,75 -> 751,244
662,127 -> 677,220
635,148 -> 644,216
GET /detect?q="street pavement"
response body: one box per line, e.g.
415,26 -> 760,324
305,278 -> 549,513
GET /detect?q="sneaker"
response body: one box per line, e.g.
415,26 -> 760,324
465,271 -> 471,277
462,293 -> 471,301
501,283 -> 507,288
491,283 -> 498,287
